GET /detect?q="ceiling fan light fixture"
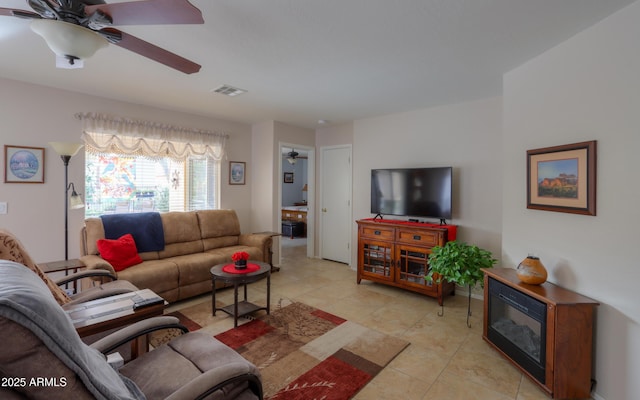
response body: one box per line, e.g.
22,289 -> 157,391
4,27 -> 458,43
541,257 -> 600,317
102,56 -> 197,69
30,19 -> 108,64
286,149 -> 299,165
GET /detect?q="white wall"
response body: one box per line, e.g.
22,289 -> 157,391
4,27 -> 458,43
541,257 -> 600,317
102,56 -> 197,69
316,122 -> 354,148
0,78 -> 253,263
502,2 -> 640,399
352,97 -> 503,273
250,121 -> 275,233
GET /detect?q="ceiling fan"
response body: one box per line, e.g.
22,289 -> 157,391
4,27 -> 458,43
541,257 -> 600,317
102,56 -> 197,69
0,0 -> 204,73
286,149 -> 308,165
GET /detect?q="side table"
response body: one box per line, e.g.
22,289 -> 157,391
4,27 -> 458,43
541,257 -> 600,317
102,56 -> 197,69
40,258 -> 86,294
65,289 -> 166,358
252,231 -> 282,272
211,262 -> 271,328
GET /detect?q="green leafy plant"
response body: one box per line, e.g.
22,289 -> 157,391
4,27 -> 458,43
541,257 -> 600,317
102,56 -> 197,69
426,240 -> 497,326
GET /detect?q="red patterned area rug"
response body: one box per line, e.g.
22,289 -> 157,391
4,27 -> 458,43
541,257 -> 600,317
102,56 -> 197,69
164,301 -> 409,399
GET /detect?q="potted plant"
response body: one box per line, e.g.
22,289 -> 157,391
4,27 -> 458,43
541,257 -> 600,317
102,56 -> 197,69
426,240 -> 497,327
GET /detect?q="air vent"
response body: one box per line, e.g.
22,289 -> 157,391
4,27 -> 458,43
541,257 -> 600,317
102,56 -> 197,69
211,84 -> 247,97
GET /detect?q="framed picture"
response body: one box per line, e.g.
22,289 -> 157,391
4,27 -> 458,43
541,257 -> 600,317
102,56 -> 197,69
284,172 -> 294,183
229,161 -> 246,185
526,140 -> 596,215
4,145 -> 45,183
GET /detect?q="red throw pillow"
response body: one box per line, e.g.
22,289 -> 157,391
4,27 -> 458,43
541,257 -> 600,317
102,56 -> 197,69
96,234 -> 143,272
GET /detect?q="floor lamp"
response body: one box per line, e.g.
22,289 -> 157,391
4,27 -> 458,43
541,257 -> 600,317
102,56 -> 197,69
50,142 -> 85,260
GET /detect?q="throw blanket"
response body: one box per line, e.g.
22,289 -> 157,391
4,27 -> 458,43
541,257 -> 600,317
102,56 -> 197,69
101,212 -> 165,252
0,260 -> 145,400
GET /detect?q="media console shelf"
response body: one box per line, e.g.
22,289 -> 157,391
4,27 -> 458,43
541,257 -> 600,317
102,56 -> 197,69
356,219 -> 456,305
482,268 -> 599,399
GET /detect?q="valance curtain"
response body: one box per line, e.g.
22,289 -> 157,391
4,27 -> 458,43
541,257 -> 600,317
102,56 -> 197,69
76,112 -> 228,160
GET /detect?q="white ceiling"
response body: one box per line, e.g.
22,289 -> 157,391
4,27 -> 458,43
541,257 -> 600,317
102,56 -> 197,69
0,0 -> 634,130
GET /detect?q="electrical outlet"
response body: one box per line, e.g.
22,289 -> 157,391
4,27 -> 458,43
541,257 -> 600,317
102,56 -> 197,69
0,202 -> 7,214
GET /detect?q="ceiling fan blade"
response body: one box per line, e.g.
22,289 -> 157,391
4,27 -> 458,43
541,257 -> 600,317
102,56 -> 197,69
85,0 -> 204,26
0,7 -> 41,19
104,28 -> 201,74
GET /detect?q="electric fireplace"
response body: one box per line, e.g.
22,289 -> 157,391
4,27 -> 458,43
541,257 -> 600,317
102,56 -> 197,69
482,268 -> 599,399
486,277 -> 546,383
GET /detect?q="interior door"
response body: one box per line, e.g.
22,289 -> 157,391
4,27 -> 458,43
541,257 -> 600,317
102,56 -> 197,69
320,145 -> 352,264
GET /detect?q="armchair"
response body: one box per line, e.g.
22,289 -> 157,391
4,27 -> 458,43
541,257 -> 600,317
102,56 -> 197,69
0,260 -> 263,400
0,229 -> 137,308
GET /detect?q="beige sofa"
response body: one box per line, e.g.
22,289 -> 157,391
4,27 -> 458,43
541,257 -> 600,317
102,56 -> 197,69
80,210 -> 273,303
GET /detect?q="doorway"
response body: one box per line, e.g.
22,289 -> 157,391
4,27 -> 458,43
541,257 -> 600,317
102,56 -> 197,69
279,143 -> 314,264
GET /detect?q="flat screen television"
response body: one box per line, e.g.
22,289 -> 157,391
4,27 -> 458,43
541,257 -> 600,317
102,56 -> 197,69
371,167 -> 452,220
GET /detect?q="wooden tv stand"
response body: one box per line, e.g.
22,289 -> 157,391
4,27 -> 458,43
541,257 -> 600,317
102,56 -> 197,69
356,219 -> 456,305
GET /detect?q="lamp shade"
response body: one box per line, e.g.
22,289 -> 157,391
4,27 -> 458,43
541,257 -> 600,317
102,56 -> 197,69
49,142 -> 84,157
31,20 -> 108,61
69,191 -> 85,210
302,184 -> 308,192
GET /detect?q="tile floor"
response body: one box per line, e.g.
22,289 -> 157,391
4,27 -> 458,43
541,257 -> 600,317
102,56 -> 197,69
166,241 -> 572,400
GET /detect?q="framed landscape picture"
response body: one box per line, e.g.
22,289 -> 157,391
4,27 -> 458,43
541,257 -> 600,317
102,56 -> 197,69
229,161 -> 246,185
4,145 -> 45,183
526,140 -> 596,215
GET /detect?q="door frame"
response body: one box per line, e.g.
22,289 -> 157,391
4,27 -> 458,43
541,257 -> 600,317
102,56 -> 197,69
319,144 -> 352,265
278,142 -> 315,263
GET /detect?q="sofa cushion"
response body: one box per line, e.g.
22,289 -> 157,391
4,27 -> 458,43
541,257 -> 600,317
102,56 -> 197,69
116,260 -> 180,302
119,332 -> 258,400
198,210 -> 241,239
161,212 -> 202,245
96,234 -> 143,272
171,253 -> 227,288
201,236 -> 239,252
159,240 -> 204,259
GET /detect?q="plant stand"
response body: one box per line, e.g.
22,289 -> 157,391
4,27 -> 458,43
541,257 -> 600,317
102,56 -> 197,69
437,284 -> 473,328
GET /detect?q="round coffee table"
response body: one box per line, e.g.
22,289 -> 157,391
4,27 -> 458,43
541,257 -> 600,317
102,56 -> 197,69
210,261 -> 271,327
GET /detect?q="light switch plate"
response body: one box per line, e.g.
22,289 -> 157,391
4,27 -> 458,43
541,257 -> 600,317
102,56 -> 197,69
0,202 -> 7,214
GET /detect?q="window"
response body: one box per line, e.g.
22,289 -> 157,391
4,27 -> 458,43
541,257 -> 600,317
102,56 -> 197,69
188,158 -> 219,210
76,113 -> 228,218
84,152 -> 219,217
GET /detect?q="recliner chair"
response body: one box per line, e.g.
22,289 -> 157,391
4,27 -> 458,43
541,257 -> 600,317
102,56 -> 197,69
0,260 -> 263,400
0,229 -> 138,308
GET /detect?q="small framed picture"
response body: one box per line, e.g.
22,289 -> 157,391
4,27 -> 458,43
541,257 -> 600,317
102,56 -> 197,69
4,145 -> 45,183
229,161 -> 246,185
526,140 -> 596,216
284,172 -> 294,183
